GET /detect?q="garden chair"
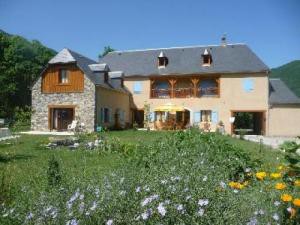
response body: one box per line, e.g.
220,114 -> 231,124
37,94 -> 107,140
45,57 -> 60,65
67,120 -> 78,132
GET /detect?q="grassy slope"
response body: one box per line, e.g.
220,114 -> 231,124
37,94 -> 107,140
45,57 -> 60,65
270,60 -> 300,97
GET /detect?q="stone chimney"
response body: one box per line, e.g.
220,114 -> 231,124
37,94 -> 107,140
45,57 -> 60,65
221,34 -> 227,47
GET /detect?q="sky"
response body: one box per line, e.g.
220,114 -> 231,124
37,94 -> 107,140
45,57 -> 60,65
0,0 -> 299,68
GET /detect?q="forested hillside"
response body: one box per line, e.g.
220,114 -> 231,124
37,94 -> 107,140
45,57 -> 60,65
0,30 -> 56,119
270,60 -> 300,97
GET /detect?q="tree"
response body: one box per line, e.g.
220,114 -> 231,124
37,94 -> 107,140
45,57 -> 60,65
99,46 -> 115,58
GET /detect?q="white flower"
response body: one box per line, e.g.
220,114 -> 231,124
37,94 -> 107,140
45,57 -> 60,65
26,212 -> 34,220
69,189 -> 80,203
90,201 -> 97,211
247,217 -> 258,225
79,194 -> 84,200
287,207 -> 292,212
157,203 -> 166,216
2,213 -> 8,217
197,208 -> 204,216
141,209 -> 152,220
198,199 -> 209,207
183,187 -> 189,192
120,177 -> 125,183
272,213 -> 279,221
164,200 -> 170,205
220,181 -> 226,188
274,201 -> 281,206
186,195 -> 191,200
176,204 -> 184,211
79,202 -> 85,213
66,218 -> 78,225
106,219 -> 113,225
245,168 -> 251,173
135,186 -> 141,192
141,194 -> 159,207
161,180 -> 167,184
202,176 -> 208,182
233,189 -> 239,193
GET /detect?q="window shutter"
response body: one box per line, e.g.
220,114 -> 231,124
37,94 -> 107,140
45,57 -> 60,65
194,112 -> 201,123
212,110 -> 218,124
133,82 -> 142,94
149,112 -> 155,122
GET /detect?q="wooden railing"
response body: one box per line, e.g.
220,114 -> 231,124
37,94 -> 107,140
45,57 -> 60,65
151,87 -> 218,98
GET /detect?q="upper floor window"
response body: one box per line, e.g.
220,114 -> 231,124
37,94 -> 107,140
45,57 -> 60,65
202,49 -> 212,66
59,69 -> 69,84
243,78 -> 254,92
199,79 -> 218,96
133,81 -> 142,94
158,51 -> 168,67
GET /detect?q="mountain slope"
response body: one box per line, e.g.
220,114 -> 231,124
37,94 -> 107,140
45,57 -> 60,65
0,29 -> 56,118
270,60 -> 300,97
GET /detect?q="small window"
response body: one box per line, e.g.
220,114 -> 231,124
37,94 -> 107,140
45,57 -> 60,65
243,78 -> 254,92
103,108 -> 110,123
158,51 -> 168,67
133,81 -> 142,94
59,69 -> 68,84
201,110 -> 212,122
202,49 -> 212,66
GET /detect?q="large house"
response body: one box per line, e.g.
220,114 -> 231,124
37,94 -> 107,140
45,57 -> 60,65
31,40 -> 300,136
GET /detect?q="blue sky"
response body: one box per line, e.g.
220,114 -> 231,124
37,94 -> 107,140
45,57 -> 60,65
0,0 -> 299,68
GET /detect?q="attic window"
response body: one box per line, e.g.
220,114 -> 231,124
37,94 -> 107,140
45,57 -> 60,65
158,51 -> 168,67
202,49 -> 212,66
59,69 -> 69,84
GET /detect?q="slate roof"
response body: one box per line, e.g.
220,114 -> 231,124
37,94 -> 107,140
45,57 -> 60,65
99,44 -> 269,77
269,79 -> 300,105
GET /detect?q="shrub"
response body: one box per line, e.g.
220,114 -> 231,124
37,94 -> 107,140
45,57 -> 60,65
47,156 -> 62,187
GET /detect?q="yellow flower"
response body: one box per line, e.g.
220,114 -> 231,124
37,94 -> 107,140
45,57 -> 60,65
294,180 -> 300,187
256,172 -> 267,180
293,198 -> 300,207
270,173 -> 281,179
281,194 -> 293,202
229,181 -> 245,189
275,183 -> 286,190
277,165 -> 284,170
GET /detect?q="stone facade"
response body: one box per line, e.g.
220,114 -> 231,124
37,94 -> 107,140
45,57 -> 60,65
31,75 -> 95,132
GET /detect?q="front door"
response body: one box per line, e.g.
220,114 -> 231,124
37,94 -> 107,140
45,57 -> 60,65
50,108 -> 74,131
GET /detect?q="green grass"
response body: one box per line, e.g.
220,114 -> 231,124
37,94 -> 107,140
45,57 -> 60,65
0,130 -> 298,224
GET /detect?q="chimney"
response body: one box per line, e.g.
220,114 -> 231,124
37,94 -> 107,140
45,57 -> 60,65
221,33 -> 227,47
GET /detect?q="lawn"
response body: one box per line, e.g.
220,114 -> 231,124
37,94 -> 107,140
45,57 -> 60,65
0,130 -> 299,224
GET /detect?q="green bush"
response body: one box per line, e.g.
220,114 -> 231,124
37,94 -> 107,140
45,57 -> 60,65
47,156 -> 62,187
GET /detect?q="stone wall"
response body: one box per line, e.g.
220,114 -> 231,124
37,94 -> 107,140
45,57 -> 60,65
31,75 -> 95,132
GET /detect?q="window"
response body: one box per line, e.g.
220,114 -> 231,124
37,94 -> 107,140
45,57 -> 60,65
101,108 -> 110,123
199,79 -> 218,96
243,78 -> 254,92
133,81 -> 142,94
201,110 -> 212,122
202,49 -> 212,66
158,51 -> 168,67
59,69 -> 68,84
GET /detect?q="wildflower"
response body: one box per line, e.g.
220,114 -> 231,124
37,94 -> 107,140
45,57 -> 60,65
141,209 -> 152,220
176,204 -> 184,211
245,168 -> 251,173
79,194 -> 84,200
246,217 -> 258,225
293,198 -> 300,207
90,201 -> 97,211
255,172 -> 267,180
186,195 -> 191,200
202,176 -> 208,182
281,194 -> 292,202
135,186 -> 141,192
294,180 -> 300,187
157,203 -> 166,216
197,208 -> 204,217
220,181 -> 226,189
277,165 -> 284,170
272,213 -> 279,221
270,173 -> 281,179
141,194 -> 159,207
229,181 -> 245,189
106,219 -> 113,225
275,183 -> 286,190
274,201 -> 281,206
198,199 -> 209,207
26,212 -> 34,220
66,218 -> 78,225
79,202 -> 85,213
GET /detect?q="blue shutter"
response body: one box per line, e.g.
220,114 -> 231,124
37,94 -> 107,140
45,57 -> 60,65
194,112 -> 201,123
211,110 -> 218,124
149,112 -> 155,122
133,82 -> 142,94
243,78 -> 254,92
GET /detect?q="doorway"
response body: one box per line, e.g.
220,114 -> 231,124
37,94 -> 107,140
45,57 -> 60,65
133,109 -> 144,128
49,107 -> 75,131
231,111 -> 265,135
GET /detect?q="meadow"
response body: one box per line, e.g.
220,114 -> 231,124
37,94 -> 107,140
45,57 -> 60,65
0,130 -> 299,224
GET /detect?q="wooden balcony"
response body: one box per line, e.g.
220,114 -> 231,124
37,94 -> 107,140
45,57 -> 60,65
151,87 -> 218,98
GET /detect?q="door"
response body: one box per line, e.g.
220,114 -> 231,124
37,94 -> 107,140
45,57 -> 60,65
50,108 -> 74,131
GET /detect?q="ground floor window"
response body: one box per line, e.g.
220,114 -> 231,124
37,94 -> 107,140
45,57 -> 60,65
49,107 -> 74,131
201,110 -> 212,122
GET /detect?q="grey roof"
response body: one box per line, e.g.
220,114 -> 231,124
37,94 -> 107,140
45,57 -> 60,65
269,79 -> 300,105
88,63 -> 108,72
99,44 -> 269,77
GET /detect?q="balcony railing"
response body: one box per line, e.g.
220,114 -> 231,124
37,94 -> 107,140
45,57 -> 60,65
151,87 -> 218,98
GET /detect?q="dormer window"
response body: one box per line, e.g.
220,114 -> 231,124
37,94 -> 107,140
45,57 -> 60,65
59,69 -> 69,84
202,49 -> 212,66
158,51 -> 168,67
